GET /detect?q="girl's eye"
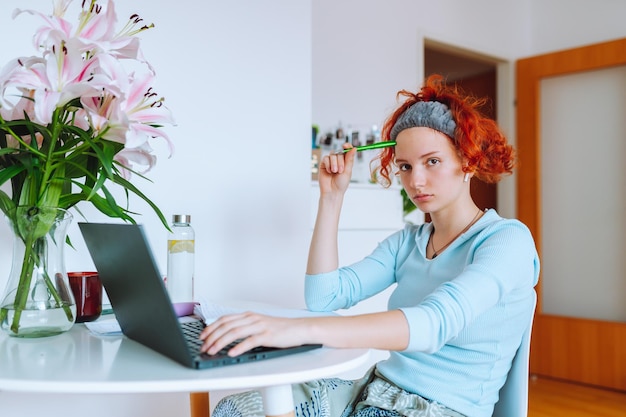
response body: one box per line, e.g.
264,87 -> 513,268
398,163 -> 411,172
427,158 -> 440,166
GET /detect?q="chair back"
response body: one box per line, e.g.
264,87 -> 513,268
492,291 -> 537,417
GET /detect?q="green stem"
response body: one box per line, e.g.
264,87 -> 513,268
0,308 -> 7,324
0,117 -> 47,159
44,274 -> 74,322
32,237 -> 74,321
38,109 -> 62,208
7,213 -> 74,333
10,233 -> 37,333
35,252 -> 74,322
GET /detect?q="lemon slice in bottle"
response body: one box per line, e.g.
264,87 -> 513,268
168,239 -> 195,253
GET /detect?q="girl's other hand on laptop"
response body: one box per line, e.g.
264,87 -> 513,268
199,311 -> 309,357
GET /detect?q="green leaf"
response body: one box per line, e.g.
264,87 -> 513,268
70,182 -> 134,222
62,153 -> 87,178
112,173 -> 169,229
40,165 -> 64,208
90,171 -> 107,196
81,136 -> 121,179
1,96 -> 170,235
0,190 -> 16,219
14,206 -> 58,241
0,164 -> 25,186
18,175 -> 37,208
0,147 -> 21,156
92,192 -> 134,222
58,192 -> 86,209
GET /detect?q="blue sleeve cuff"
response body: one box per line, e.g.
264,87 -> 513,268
399,307 -> 440,353
304,271 -> 344,311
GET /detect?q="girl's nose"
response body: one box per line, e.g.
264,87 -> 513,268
408,168 -> 426,189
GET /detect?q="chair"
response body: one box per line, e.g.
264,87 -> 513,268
492,292 -> 537,417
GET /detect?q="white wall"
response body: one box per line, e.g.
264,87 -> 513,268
528,0 -> 626,55
312,0 -> 531,134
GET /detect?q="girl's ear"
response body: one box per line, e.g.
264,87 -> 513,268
461,161 -> 475,183
461,156 -> 475,179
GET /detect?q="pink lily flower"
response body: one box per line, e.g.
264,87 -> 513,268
121,71 -> 174,155
115,143 -> 158,177
13,0 -> 74,53
78,92 -> 129,144
75,0 -> 154,64
71,0 -> 149,62
1,0 -> 174,216
27,44 -> 101,124
15,1 -> 149,62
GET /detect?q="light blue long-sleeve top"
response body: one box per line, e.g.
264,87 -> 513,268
304,209 -> 540,417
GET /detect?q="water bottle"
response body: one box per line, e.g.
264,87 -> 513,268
166,214 -> 195,303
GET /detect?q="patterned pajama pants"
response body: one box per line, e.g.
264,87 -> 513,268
212,367 -> 466,417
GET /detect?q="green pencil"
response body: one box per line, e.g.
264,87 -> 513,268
339,141 -> 396,153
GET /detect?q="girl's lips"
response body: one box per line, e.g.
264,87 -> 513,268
413,194 -> 432,203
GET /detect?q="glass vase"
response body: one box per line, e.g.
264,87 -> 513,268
0,206 -> 76,337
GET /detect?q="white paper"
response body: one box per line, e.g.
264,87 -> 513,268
84,319 -> 123,336
194,298 -> 334,321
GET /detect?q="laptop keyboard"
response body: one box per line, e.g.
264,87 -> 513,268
181,320 -> 229,355
180,319 -> 264,357
176,318 -> 321,368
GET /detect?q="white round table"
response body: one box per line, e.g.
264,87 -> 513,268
0,323 -> 370,417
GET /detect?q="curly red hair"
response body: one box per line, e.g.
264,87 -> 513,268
373,74 -> 515,186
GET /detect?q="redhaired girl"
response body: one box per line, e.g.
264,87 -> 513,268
202,75 -> 539,417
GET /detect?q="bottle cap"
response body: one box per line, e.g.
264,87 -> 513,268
172,214 -> 191,223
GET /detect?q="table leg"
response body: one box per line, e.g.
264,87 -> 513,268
261,384 -> 295,417
190,392 -> 210,417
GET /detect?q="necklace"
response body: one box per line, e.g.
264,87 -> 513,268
429,208 -> 483,259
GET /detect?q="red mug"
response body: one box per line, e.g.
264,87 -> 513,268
68,272 -> 103,323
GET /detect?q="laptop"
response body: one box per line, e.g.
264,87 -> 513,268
78,222 -> 322,369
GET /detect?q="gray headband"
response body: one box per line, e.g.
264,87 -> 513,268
390,101 -> 456,141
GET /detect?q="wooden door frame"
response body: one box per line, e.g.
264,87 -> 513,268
517,38 -> 626,391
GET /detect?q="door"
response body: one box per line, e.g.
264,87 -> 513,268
517,38 -> 626,391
